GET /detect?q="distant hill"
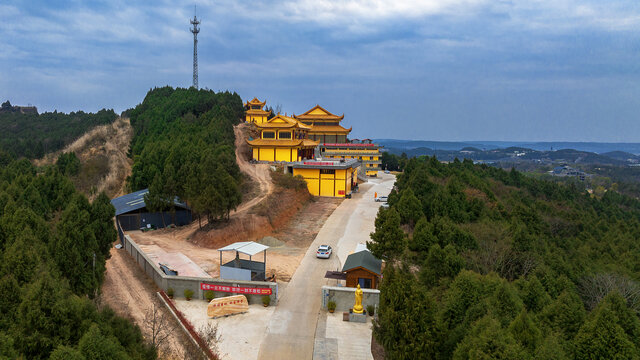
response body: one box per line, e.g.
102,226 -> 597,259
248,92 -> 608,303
375,139 -> 640,155
0,103 -> 117,158
601,151 -> 640,163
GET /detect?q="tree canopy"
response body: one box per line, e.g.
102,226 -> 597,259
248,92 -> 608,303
126,87 -> 244,223
373,156 -> 640,359
0,153 -> 154,359
0,106 -> 117,159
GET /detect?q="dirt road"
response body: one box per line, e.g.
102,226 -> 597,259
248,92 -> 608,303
257,173 -> 396,360
233,123 -> 273,213
101,246 -> 187,357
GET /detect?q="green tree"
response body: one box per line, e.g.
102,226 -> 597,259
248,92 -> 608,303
49,345 -> 85,360
78,324 -> 130,360
374,266 -> 439,359
368,208 -> 406,259
396,188 -> 423,227
52,195 -> 102,295
573,305 -> 637,359
408,216 -> 437,253
419,244 -> 463,286
508,310 -> 541,354
453,316 -> 528,360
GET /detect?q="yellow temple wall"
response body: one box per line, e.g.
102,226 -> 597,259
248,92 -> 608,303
258,147 -> 275,162
292,167 -> 354,197
276,148 -> 293,162
246,114 -> 268,124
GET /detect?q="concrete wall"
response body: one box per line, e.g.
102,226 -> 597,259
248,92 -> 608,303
321,286 -> 379,312
121,234 -> 278,305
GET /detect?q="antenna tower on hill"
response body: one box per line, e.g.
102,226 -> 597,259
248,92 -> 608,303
190,6 -> 200,89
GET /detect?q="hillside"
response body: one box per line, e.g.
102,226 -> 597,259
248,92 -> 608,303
34,117 -> 133,200
371,156 -> 640,359
127,86 -> 245,223
0,155 -> 155,359
0,103 -> 117,158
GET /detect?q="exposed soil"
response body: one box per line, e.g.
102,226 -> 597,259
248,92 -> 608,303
130,195 -> 340,281
371,333 -> 385,360
100,245 -> 188,358
233,123 -> 274,213
33,117 -> 133,200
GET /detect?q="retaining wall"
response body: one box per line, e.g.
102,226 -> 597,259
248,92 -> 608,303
321,285 -> 379,312
121,234 -> 278,305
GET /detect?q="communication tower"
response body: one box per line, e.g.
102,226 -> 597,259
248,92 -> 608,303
190,7 -> 200,89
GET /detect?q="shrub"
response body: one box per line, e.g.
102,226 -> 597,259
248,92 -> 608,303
205,290 -> 214,302
262,295 -> 271,306
184,289 -> 194,300
367,305 -> 375,316
167,288 -> 174,298
328,300 -> 337,312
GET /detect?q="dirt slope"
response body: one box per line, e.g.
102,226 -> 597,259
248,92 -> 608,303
233,123 -> 273,212
34,117 -> 133,200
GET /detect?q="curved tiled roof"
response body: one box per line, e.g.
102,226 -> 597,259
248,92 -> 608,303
245,97 -> 266,107
308,124 -> 352,133
246,138 -> 318,147
295,104 -> 344,120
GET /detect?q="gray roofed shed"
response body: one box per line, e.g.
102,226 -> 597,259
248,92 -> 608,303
111,188 -> 189,216
342,250 -> 382,275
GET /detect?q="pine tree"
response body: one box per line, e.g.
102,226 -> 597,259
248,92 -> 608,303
396,188 -> 423,227
368,208 -> 406,260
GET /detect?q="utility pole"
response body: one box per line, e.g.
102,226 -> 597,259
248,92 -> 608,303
190,6 -> 200,89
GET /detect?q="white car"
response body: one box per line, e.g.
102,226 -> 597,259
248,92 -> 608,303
316,245 -> 332,259
375,196 -> 388,202
380,203 -> 390,209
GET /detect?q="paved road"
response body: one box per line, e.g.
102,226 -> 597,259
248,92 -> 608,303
257,173 -> 395,360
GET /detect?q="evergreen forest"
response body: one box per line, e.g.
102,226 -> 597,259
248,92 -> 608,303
126,87 -> 245,223
0,102 -> 117,159
0,152 -> 155,359
371,156 -> 640,359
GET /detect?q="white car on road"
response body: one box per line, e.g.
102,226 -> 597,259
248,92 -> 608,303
316,245 -> 332,259
375,196 -> 388,202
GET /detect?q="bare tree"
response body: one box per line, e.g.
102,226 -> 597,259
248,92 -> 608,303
199,323 -> 223,358
579,273 -> 640,312
179,322 -> 223,360
144,303 -> 174,354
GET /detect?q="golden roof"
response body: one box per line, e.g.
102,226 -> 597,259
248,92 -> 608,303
246,108 -> 272,116
255,114 -> 311,130
245,97 -> 266,107
246,138 -> 319,148
295,104 -> 344,121
308,124 -> 352,134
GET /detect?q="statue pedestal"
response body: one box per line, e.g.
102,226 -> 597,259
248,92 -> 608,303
348,312 -> 367,323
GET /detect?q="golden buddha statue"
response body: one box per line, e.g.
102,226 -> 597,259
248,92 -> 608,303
353,284 -> 364,314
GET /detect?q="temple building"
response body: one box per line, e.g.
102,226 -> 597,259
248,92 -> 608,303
246,114 -> 318,162
244,98 -> 271,125
321,139 -> 383,177
294,105 -> 351,144
287,159 -> 359,198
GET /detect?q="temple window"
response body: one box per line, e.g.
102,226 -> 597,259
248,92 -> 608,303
262,131 -> 275,139
279,131 -> 292,139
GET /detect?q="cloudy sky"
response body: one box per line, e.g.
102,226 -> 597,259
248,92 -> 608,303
1,0 -> 640,141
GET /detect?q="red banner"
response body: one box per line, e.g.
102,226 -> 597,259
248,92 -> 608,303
324,143 -> 376,147
200,283 -> 272,295
303,161 -> 336,166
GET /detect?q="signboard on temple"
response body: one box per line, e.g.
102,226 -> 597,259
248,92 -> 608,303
207,295 -> 249,318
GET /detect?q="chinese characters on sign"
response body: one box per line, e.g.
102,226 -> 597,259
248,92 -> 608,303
206,295 -> 249,318
200,283 -> 272,295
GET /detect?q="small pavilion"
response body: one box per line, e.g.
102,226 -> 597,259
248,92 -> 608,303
218,241 -> 269,281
